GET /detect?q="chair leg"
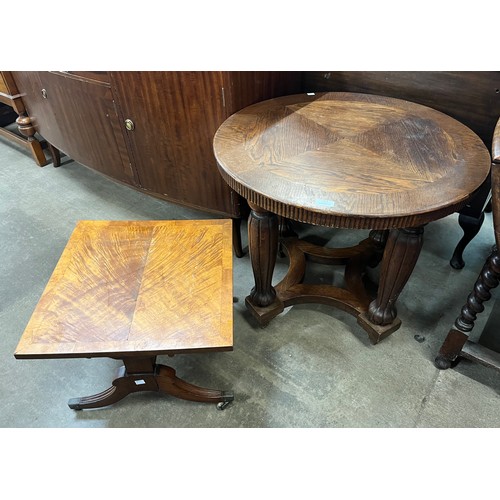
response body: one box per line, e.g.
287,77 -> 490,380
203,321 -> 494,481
436,249 -> 500,369
450,177 -> 491,269
450,212 -> 485,269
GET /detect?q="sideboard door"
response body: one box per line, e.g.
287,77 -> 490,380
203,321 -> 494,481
12,71 -> 137,185
110,71 -> 239,217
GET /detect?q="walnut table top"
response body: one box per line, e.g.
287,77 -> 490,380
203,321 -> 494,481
15,219 -> 233,359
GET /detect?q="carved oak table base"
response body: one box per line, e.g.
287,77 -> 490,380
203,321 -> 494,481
245,206 -> 426,344
214,92 -> 490,343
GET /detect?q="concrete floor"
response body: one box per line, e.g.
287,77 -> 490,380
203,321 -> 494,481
1,133 -> 500,429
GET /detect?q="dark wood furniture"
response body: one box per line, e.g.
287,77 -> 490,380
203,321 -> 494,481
214,92 -> 491,344
11,71 -> 497,261
10,71 -> 302,256
14,219 -> 234,410
301,71 -> 500,269
435,117 -> 500,371
0,71 -> 52,166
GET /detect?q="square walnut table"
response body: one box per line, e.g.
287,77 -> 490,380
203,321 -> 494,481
15,220 -> 234,410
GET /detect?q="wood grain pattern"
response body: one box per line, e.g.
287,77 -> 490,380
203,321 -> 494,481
110,71 -> 233,214
10,71 -> 301,219
302,71 -> 500,148
302,72 -> 500,268
214,92 -> 491,230
15,220 -> 233,359
222,71 -> 302,116
109,71 -> 302,217
11,71 -> 136,183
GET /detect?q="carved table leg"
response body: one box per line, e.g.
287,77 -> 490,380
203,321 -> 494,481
68,356 -> 233,410
245,202 -> 284,325
358,226 -> 424,344
436,249 -> 500,369
16,113 -> 48,167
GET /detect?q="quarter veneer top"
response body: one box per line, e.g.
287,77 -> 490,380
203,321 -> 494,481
15,220 -> 233,359
214,92 -> 491,229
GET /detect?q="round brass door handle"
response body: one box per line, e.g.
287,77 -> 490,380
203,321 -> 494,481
125,119 -> 135,131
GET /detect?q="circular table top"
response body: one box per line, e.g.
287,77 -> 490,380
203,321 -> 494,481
213,92 -> 491,229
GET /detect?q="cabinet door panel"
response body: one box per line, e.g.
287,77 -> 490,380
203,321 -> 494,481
111,71 -> 238,216
12,71 -> 136,184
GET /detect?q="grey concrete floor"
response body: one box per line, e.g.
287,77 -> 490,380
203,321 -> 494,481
1,133 -> 500,430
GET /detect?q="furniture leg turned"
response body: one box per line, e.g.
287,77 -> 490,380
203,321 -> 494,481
245,203 -> 402,344
0,71 -> 51,167
435,248 -> 500,370
17,113 -> 61,167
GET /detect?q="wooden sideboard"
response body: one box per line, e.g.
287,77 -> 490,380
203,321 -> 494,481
11,71 -> 301,220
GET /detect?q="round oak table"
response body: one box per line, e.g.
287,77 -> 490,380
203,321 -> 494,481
213,92 -> 491,344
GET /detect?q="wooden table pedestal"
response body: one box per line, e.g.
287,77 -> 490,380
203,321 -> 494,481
68,355 -> 233,411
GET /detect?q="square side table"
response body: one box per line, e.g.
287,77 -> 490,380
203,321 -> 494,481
15,220 -> 234,410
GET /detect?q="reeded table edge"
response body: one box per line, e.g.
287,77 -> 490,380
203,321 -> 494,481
217,165 -> 474,230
